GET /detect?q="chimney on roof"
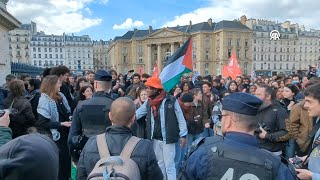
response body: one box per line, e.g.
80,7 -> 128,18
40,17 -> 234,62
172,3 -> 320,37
134,28 -> 137,33
189,20 -> 192,28
149,26 -> 152,34
295,23 -> 299,35
208,18 -> 213,27
240,15 -> 247,25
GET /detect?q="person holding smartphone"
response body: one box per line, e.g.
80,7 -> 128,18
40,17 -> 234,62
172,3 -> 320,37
0,110 -> 11,147
292,83 -> 320,180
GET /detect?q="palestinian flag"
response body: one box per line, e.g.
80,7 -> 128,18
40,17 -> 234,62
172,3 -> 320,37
159,37 -> 193,92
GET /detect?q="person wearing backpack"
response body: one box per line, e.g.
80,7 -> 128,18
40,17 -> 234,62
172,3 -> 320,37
77,97 -> 163,180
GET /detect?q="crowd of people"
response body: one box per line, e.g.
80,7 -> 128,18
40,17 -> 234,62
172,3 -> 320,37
0,64 -> 320,180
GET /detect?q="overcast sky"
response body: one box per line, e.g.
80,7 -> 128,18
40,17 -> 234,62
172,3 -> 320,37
6,0 -> 320,40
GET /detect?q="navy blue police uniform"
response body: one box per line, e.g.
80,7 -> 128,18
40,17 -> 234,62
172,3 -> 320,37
183,93 -> 296,180
67,70 -> 116,162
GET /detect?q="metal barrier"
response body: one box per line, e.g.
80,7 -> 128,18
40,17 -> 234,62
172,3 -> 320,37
11,62 -> 44,78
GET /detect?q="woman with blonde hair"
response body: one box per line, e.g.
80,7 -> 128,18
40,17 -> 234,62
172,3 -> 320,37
36,75 -> 71,180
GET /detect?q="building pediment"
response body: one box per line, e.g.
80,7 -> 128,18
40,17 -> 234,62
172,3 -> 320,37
147,28 -> 184,39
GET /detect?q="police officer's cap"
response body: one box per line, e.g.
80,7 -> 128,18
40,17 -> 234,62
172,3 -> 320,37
222,92 -> 263,116
95,70 -> 112,81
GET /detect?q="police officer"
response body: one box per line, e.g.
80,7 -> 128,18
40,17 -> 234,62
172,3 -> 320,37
68,70 -> 115,163
183,92 -> 296,180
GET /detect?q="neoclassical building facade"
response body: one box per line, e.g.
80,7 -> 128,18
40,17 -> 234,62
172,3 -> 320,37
0,0 -> 20,84
107,19 -> 253,76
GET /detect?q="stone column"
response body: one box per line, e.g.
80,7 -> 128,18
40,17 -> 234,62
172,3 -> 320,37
170,43 -> 175,56
147,45 -> 152,74
157,44 -> 162,71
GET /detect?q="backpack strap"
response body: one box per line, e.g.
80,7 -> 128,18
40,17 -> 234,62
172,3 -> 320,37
120,136 -> 141,158
96,133 -> 111,158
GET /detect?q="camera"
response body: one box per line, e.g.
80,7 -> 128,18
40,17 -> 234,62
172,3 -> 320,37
291,157 -> 304,169
0,109 -> 18,117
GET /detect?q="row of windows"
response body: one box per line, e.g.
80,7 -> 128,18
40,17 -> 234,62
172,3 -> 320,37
253,32 -> 293,39
33,47 -> 63,53
253,63 -> 306,70
10,51 -> 29,56
32,42 -> 63,46
199,62 -> 249,70
254,39 -> 296,45
67,53 -> 91,58
32,37 -> 63,42
68,66 -> 92,70
254,46 -> 319,53
253,54 -> 318,61
254,38 -> 320,46
9,37 -> 29,42
192,49 -> 248,60
32,37 -> 91,42
33,54 -> 63,59
9,45 -> 29,49
34,60 -> 63,66
67,60 -> 92,65
67,48 -> 91,53
65,37 -> 90,41
227,39 -> 249,47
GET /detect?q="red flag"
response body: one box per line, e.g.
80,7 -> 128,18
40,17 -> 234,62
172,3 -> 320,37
222,51 -> 242,79
222,65 -> 230,77
138,65 -> 143,75
152,63 -> 159,77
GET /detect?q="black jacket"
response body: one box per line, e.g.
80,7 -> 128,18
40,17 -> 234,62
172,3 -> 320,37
256,102 -> 289,152
4,96 -> 36,138
145,96 -> 181,144
77,126 -> 163,180
60,83 -> 76,112
0,134 -> 59,180
26,90 -> 41,119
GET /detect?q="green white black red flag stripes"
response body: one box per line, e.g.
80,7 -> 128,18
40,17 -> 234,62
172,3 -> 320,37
159,37 -> 193,92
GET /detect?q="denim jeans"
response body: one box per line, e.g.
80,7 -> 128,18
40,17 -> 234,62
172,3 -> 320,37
285,138 -> 296,158
153,139 -> 176,180
174,142 -> 186,174
202,128 -> 214,137
186,133 -> 203,153
175,133 -> 203,174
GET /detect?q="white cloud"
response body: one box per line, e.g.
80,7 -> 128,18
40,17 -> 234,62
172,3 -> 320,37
113,18 -> 144,30
6,0 -> 103,34
163,0 -> 320,30
99,0 -> 109,4
85,7 -> 92,15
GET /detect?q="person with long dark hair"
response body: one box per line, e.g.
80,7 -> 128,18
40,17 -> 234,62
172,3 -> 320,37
227,80 -> 239,93
78,84 -> 93,101
73,78 -> 88,104
37,75 -> 72,180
